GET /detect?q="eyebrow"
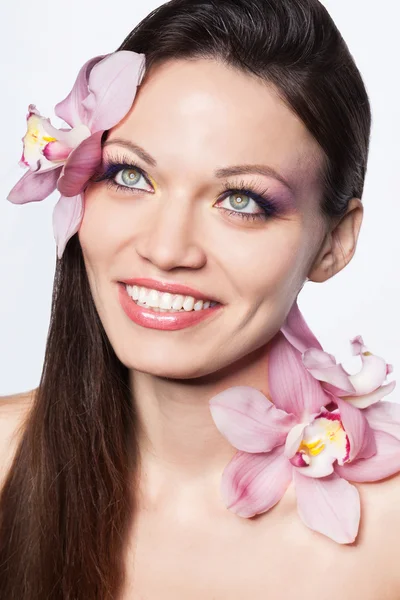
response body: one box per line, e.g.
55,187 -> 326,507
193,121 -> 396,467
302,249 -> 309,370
102,138 -> 295,193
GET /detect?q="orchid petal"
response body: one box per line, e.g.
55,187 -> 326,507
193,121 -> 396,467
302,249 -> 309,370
335,430 -> 400,482
347,341 -> 390,396
57,131 -> 103,197
350,335 -> 364,355
82,51 -> 146,132
209,386 -> 296,453
268,332 -> 330,420
292,453 -> 336,477
302,348 -> 356,394
344,380 -> 397,408
220,445 -> 292,517
20,110 -> 61,172
7,167 -> 61,204
52,194 -> 84,259
54,55 -> 106,127
363,400 -> 400,440
41,121 -> 91,150
293,470 -> 360,544
284,422 -> 308,458
280,299 -> 323,354
291,412 -> 349,477
43,141 -> 73,162
26,104 -> 40,118
335,397 -> 376,461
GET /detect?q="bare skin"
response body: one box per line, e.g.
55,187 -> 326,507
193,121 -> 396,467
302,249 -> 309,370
1,390 -> 400,599
2,58 -> 399,598
121,473 -> 400,600
0,390 -> 33,491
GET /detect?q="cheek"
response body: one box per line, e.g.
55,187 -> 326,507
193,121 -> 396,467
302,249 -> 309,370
223,221 -> 310,301
79,184 -> 317,301
78,187 -> 126,265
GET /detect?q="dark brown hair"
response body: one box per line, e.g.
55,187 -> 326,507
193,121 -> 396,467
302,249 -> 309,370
0,1 -> 371,597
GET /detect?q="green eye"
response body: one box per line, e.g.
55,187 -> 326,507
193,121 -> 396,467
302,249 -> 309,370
227,193 -> 251,211
120,168 -> 142,187
97,158 -> 279,223
94,161 -> 152,192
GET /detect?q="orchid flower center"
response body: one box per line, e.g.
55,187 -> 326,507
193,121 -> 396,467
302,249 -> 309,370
21,113 -> 58,167
21,109 -> 91,173
288,412 -> 350,478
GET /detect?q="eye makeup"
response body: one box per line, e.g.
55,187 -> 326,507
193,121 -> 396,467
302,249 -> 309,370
92,151 -> 289,223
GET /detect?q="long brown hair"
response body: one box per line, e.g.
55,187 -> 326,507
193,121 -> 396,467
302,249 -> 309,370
0,1 -> 371,597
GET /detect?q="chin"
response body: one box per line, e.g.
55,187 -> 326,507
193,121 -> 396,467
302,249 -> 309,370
116,347 -> 227,380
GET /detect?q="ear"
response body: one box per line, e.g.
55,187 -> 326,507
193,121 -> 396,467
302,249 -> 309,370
307,198 -> 364,283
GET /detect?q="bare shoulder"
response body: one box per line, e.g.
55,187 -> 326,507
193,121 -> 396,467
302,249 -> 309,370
357,472 -> 400,534
0,388 -> 36,490
354,473 -> 400,593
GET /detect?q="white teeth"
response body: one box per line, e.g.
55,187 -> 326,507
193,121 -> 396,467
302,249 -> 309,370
193,300 -> 204,311
147,289 -> 160,308
183,296 -> 195,311
130,285 -> 140,300
138,287 -> 147,303
125,284 -> 217,312
159,292 -> 173,309
172,294 -> 185,310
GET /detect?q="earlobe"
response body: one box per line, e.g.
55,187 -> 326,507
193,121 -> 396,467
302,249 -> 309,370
307,198 -> 364,283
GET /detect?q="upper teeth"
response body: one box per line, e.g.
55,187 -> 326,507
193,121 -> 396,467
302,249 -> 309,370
125,285 -> 214,311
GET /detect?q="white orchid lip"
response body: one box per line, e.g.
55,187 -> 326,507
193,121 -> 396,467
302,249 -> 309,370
20,104 -> 92,174
288,411 -> 350,478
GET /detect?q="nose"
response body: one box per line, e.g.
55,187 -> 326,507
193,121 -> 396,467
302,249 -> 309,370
134,195 -> 207,271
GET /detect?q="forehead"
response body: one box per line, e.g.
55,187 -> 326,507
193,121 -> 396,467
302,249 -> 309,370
108,58 -> 323,194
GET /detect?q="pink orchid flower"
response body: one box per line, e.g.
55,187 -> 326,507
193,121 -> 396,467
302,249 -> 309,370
209,300 -> 400,544
281,302 -> 396,409
7,51 -> 146,259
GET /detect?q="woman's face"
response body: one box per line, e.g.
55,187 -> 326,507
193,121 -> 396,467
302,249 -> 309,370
79,58 -> 327,379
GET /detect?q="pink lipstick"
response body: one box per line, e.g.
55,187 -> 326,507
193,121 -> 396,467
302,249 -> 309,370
117,283 -> 223,331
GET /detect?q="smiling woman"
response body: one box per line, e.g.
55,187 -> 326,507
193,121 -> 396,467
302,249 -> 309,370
1,0 -> 400,599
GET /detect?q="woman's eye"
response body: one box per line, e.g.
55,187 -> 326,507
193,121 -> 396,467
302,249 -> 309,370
217,192 -> 265,216
114,167 -> 152,191
97,162 -> 277,222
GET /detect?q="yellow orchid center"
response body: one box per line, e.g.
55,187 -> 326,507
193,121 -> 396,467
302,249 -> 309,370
289,414 -> 350,477
20,111 -> 64,171
299,420 -> 344,457
299,438 -> 326,456
24,114 -> 57,147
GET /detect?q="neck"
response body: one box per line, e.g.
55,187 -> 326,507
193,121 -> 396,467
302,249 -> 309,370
129,341 -> 273,508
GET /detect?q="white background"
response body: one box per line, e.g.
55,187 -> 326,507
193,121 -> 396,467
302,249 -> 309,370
0,0 -> 398,397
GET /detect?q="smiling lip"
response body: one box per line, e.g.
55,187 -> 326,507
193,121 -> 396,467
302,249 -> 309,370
119,277 -> 221,304
118,283 -> 223,330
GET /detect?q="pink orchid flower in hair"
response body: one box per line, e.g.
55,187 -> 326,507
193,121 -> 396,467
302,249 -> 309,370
209,300 -> 400,544
7,51 -> 146,258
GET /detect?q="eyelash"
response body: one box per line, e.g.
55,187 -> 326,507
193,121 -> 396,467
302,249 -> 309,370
92,154 -> 280,222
